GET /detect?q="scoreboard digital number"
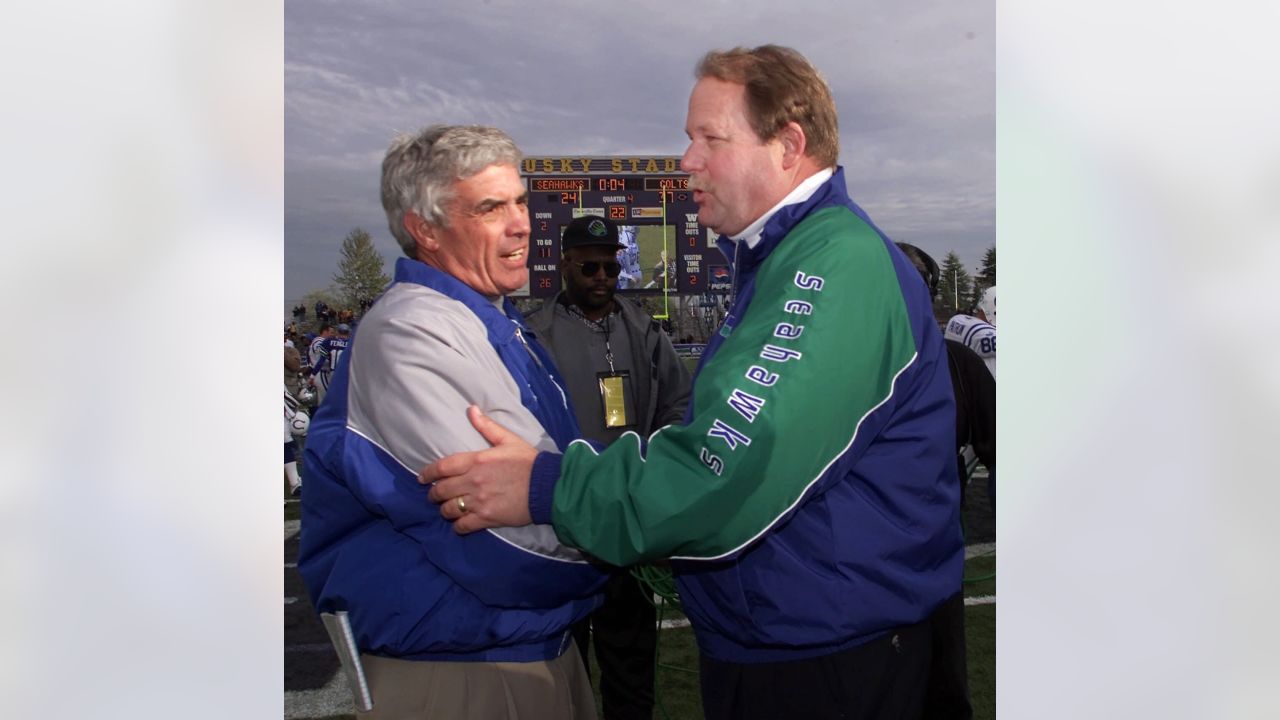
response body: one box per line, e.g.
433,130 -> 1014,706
522,156 -> 717,299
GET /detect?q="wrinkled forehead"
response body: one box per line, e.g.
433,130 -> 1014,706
446,163 -> 526,207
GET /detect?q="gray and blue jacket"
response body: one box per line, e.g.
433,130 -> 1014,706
298,257 -> 608,662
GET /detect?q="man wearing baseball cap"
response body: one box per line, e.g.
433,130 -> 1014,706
525,214 -> 691,720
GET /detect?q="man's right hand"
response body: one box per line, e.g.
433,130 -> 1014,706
420,406 -> 538,534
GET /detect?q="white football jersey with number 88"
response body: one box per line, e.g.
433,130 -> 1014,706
945,314 -> 996,380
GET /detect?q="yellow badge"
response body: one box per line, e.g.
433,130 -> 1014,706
599,374 -> 629,428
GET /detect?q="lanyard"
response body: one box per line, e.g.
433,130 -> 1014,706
567,305 -> 617,373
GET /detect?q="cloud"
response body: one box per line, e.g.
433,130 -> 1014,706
285,0 -> 995,307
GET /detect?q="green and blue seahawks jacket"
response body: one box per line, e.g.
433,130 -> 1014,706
528,167 -> 964,662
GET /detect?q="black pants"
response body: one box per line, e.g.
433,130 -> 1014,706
573,572 -> 657,720
923,591 -> 973,720
699,616 -> 936,720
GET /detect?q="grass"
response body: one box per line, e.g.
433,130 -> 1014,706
965,551 -> 997,594
633,225 -> 676,290
581,601 -> 705,720
967,604 -> 997,719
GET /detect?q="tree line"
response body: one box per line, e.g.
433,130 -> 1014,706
936,246 -> 995,317
294,228 -> 391,328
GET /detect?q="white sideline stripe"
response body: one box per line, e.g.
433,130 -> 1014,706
965,542 -> 995,559
659,618 -> 691,630
285,597 -> 298,605
285,562 -> 297,568
964,595 -> 996,606
285,519 -> 300,541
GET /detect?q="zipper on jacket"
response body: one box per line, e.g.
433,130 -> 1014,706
514,323 -> 569,411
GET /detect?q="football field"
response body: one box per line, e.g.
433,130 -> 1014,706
284,469 -> 996,719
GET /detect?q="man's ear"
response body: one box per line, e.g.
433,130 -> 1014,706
777,121 -> 808,170
404,211 -> 440,253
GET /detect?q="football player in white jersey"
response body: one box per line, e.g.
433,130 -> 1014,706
307,323 -> 336,404
284,385 -> 306,497
944,285 -> 996,379
615,225 -> 642,290
319,323 -> 352,398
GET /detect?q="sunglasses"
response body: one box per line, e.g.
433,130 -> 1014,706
570,260 -> 622,278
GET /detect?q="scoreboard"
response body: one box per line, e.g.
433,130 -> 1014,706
521,156 -> 731,299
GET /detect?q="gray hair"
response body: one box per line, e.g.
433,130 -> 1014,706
379,125 -> 523,257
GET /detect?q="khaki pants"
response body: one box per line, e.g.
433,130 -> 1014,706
357,643 -> 597,720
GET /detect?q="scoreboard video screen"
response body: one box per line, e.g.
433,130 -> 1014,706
521,156 -> 731,299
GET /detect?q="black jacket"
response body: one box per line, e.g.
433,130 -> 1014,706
525,293 -> 691,437
945,339 -> 996,474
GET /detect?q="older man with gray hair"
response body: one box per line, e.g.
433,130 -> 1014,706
298,125 -> 608,719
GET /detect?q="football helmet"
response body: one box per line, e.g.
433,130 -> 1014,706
289,411 -> 310,436
976,286 -> 996,326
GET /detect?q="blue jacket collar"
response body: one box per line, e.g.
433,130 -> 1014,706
714,166 -> 882,276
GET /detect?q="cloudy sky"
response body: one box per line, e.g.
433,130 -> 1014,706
285,0 -> 993,310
